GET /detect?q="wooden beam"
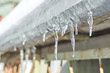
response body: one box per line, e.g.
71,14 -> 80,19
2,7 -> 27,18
47,47 -> 110,60
41,34 -> 110,59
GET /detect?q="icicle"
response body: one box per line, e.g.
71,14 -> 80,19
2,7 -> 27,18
14,46 -> 17,51
61,25 -> 68,36
43,30 -> 48,42
25,49 -> 30,61
22,34 -> 27,45
32,46 -> 37,60
20,49 -> 24,73
54,31 -> 58,60
0,52 -> 1,61
88,12 -> 93,36
68,22 -> 75,57
22,39 -> 27,46
75,23 -> 78,35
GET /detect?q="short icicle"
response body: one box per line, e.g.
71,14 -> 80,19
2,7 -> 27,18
54,31 -> 58,60
43,31 -> 48,42
68,22 -> 75,57
88,12 -> 93,36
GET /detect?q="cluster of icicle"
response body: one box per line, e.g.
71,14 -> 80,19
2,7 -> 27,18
42,0 -> 93,60
19,46 -> 36,73
15,0 -> 93,61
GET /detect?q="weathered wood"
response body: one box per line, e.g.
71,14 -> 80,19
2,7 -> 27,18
101,59 -> 110,73
71,60 -> 100,73
33,60 -> 40,73
47,47 -> 110,60
41,34 -> 110,59
80,13 -> 110,32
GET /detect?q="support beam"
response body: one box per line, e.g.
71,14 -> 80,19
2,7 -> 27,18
41,34 -> 110,58
47,47 -> 110,60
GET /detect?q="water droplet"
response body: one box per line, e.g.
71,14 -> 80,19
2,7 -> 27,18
68,22 -> 75,57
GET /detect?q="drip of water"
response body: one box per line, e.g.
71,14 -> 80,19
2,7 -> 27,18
54,31 -> 58,60
68,22 -> 75,57
43,30 -> 48,42
32,46 -> 37,60
87,12 -> 93,36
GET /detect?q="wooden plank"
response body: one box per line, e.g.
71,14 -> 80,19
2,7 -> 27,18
102,59 -> 110,73
47,47 -> 110,60
61,60 -> 70,73
71,60 -> 100,73
41,34 -> 110,59
33,60 -> 40,73
43,63 -> 48,73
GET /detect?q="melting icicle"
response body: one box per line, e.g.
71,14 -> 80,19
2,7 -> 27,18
75,23 -> 78,35
68,22 -> 75,57
43,30 -> 48,42
88,12 -> 93,36
32,46 -> 37,60
54,31 -> 58,60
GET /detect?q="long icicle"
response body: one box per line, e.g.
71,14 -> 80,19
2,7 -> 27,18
54,31 -> 58,60
88,12 -> 93,36
68,22 -> 75,57
20,49 -> 24,73
32,46 -> 37,60
75,23 -> 78,35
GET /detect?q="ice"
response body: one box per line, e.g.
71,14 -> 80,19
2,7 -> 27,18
61,25 -> 68,36
25,48 -> 30,61
0,52 -> 1,61
43,30 -> 48,42
22,34 -> 27,45
54,31 -> 58,60
68,22 -> 75,57
87,12 -> 93,36
75,23 -> 78,35
20,49 -> 24,73
14,46 -> 17,51
32,46 -> 37,60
